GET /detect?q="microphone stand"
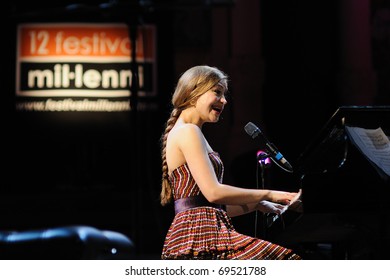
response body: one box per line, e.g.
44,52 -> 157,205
255,151 -> 271,239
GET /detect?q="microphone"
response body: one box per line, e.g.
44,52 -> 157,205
244,122 -> 293,173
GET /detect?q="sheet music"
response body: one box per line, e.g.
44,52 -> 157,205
345,126 -> 390,177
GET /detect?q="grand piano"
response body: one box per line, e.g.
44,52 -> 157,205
267,106 -> 390,259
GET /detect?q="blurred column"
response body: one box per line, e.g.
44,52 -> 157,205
213,0 -> 264,184
339,0 -> 376,104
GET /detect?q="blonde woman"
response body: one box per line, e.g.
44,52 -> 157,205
160,65 -> 301,260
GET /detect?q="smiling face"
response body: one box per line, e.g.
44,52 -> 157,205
172,65 -> 229,127
194,82 -> 227,124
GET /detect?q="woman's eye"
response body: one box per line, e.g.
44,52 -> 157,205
212,87 -> 227,99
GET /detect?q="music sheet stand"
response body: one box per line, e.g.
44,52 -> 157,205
296,105 -> 390,180
270,106 -> 390,259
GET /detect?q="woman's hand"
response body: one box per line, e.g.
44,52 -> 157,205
268,189 -> 301,205
257,200 -> 286,215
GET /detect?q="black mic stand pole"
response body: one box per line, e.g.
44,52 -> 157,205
99,0 -> 143,254
128,14 -> 140,253
255,152 -> 271,239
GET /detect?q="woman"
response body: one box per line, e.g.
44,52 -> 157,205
160,65 -> 301,260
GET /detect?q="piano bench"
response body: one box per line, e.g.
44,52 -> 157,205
0,225 -> 135,259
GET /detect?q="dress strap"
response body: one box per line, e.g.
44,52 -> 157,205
174,195 -> 225,214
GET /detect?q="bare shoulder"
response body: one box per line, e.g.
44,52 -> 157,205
170,123 -> 202,140
166,123 -> 206,171
169,123 -> 206,151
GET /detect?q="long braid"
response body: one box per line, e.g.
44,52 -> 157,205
160,108 -> 181,205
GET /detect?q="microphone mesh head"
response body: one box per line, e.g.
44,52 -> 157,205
244,122 -> 260,138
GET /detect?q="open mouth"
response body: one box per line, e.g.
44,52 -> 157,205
212,106 -> 223,114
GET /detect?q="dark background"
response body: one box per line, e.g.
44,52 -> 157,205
3,0 -> 390,259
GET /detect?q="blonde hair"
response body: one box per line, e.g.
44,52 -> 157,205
160,65 -> 228,205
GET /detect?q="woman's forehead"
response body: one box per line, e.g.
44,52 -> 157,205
214,81 -> 227,90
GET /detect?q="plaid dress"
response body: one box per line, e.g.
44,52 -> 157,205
161,152 -> 301,260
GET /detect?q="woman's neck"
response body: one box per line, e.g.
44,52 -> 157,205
178,108 -> 203,128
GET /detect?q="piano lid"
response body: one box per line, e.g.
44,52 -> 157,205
296,106 -> 390,177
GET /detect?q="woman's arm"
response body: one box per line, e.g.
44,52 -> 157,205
226,201 -> 287,217
227,189 -> 303,217
177,125 -> 298,205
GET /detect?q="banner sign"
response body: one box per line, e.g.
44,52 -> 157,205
15,23 -> 156,112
